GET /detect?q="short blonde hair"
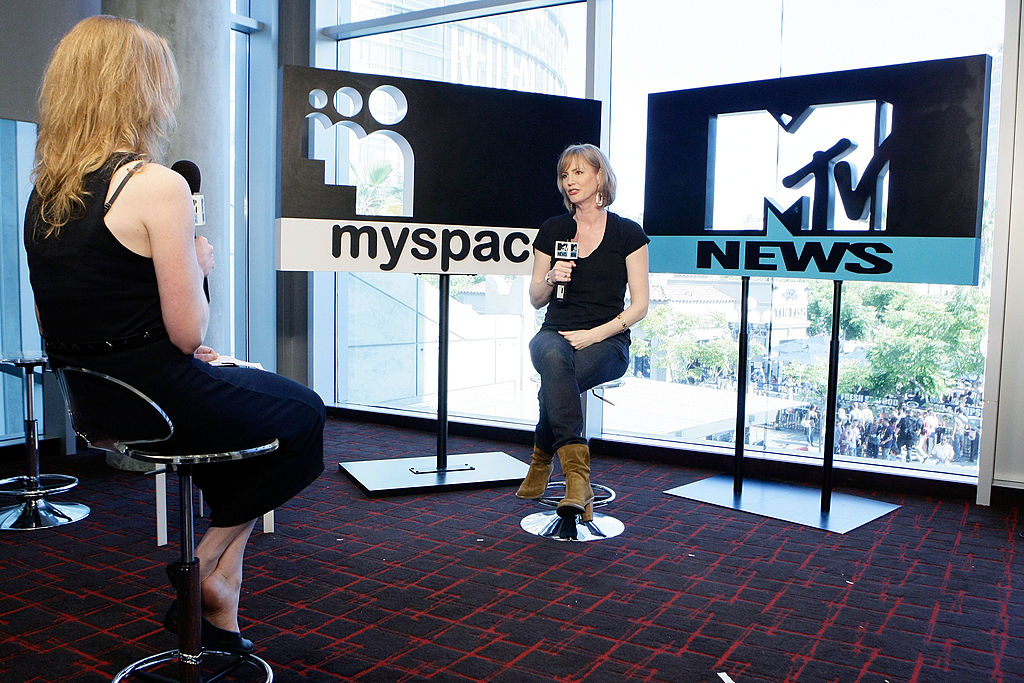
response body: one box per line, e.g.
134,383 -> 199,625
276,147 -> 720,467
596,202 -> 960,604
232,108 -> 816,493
32,15 -> 179,236
556,143 -> 617,213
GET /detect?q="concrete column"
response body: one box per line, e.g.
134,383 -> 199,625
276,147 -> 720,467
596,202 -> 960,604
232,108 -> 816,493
102,0 -> 232,353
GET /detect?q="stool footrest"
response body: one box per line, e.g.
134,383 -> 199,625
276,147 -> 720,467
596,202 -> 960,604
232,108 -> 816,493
537,481 -> 616,509
111,649 -> 273,682
0,473 -> 79,499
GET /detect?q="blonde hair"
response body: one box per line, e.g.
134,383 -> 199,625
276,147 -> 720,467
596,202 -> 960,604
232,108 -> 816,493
32,15 -> 179,237
556,143 -> 617,213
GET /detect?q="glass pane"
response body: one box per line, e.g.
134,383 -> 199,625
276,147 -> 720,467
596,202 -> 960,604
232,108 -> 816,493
324,3 -> 586,424
0,119 -> 38,442
229,27 -> 249,358
339,3 -> 585,96
342,1 -> 566,23
608,0 -> 1003,478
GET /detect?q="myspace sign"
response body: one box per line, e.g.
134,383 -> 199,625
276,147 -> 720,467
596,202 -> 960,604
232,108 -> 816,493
644,55 -> 991,285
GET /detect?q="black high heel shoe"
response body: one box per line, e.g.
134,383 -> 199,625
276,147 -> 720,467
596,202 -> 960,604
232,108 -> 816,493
164,562 -> 255,654
163,600 -> 255,654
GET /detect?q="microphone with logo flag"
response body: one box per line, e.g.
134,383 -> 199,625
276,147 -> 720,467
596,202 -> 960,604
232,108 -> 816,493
171,160 -> 210,302
552,240 -> 578,302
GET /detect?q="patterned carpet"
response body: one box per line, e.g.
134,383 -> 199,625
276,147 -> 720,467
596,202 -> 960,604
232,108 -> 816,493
0,415 -> 1021,682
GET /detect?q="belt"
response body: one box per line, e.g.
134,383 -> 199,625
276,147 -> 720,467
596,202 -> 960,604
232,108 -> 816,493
44,328 -> 168,355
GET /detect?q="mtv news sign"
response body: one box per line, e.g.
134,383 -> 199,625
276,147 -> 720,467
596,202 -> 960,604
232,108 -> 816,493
644,55 -> 991,285
276,66 -> 600,274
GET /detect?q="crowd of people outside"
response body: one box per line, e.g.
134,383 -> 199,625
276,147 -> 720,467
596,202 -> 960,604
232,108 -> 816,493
796,399 -> 980,466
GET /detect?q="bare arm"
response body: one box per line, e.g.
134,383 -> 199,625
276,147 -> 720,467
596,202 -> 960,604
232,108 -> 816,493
529,248 -> 554,309
559,244 -> 650,350
106,163 -> 210,354
622,244 -> 650,326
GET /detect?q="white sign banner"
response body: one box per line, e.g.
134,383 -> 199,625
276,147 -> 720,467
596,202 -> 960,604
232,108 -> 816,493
277,218 -> 537,275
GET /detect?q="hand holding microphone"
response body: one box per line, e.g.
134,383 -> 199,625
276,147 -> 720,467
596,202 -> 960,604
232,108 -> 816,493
194,235 -> 215,277
171,159 -> 211,301
552,240 -> 578,302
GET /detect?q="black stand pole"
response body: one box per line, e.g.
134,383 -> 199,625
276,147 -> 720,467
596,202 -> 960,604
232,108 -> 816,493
733,276 -> 750,497
820,280 -> 843,513
338,274 -> 528,496
437,274 -> 449,471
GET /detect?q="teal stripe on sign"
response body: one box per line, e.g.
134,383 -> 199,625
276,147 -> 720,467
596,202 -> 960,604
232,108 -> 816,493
648,211 -> 980,285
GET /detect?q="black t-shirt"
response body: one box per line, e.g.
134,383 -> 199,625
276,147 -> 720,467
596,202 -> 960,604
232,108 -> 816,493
533,211 -> 649,331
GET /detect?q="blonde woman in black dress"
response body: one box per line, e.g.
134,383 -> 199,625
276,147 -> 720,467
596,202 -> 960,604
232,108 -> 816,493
24,16 -> 325,653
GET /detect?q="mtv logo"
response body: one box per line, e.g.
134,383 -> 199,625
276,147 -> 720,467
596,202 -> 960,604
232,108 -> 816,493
643,55 -> 991,285
645,55 -> 990,241
712,100 -> 891,233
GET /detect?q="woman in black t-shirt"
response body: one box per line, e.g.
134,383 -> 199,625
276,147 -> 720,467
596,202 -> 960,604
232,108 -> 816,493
515,144 -> 650,519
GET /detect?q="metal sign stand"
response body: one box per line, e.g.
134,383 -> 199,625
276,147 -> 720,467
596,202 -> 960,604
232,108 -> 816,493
339,275 -> 528,496
666,277 -> 898,533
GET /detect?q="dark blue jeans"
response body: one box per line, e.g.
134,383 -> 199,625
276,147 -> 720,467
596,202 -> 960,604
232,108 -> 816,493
529,328 -> 630,452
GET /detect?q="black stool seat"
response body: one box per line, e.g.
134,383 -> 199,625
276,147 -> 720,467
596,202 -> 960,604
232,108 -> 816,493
55,366 -> 276,682
0,356 -> 89,531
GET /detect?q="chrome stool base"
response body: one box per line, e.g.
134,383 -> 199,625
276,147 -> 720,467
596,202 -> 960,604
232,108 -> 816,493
520,482 -> 624,542
112,648 -> 273,682
0,497 -> 90,530
520,509 -> 624,541
0,473 -> 89,530
1,357 -> 90,532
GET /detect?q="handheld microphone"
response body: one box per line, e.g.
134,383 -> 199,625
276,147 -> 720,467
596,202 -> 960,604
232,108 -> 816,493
553,240 -> 578,303
171,160 -> 210,301
171,160 -> 205,226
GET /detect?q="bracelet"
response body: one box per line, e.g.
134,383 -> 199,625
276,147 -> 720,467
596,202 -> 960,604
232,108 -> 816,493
544,272 -> 554,287
616,314 -> 627,330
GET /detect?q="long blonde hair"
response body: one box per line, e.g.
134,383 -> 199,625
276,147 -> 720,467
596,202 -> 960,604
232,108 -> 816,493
32,15 -> 179,237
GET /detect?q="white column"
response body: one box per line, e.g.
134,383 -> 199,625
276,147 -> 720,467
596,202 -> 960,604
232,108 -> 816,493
980,0 -> 1024,504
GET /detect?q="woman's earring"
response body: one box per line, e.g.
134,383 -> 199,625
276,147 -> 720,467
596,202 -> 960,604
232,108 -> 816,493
596,193 -> 604,207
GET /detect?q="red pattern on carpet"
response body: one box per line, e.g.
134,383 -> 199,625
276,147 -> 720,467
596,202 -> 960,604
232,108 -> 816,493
0,416 -> 1021,682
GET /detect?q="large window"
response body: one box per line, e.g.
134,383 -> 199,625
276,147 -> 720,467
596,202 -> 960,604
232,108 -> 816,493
315,1 -> 586,426
314,0 -> 1005,482
605,0 -> 1002,480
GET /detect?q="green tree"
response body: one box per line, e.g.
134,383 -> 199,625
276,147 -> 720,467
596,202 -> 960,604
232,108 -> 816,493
633,306 -> 735,383
351,161 -> 404,215
787,281 -> 987,402
783,361 -> 828,398
806,280 -> 873,340
860,285 -> 987,398
866,326 -> 949,397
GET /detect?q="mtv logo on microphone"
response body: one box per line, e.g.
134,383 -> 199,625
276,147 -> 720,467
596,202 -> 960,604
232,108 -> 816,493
555,241 -> 578,260
191,194 -> 206,227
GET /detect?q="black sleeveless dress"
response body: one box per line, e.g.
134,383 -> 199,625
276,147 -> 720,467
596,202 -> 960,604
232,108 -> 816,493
24,153 -> 325,527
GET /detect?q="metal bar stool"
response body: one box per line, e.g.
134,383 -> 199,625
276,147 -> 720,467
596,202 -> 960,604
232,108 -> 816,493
520,481 -> 624,541
0,356 -> 89,530
55,366 -> 275,682
520,384 -> 624,542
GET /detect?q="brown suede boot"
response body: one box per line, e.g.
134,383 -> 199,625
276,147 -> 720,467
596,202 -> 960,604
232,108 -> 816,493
515,445 -> 554,499
556,443 -> 594,517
